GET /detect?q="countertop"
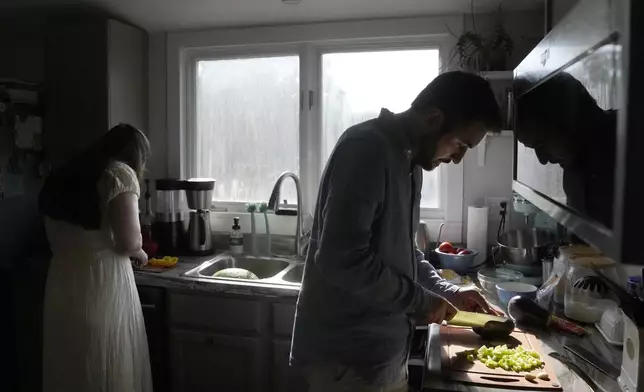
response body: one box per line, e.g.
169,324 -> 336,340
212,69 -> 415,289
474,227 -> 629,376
134,258 -> 622,392
423,300 -> 623,392
134,255 -> 300,298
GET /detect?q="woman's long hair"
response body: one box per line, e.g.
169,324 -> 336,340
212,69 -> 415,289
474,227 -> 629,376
39,124 -> 151,230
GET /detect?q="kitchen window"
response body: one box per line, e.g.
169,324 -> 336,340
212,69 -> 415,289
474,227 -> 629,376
193,55 -> 300,203
321,49 -> 441,209
183,40 -> 458,222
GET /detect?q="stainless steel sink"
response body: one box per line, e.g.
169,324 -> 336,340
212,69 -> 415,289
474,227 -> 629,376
183,254 -> 303,286
282,264 -> 304,283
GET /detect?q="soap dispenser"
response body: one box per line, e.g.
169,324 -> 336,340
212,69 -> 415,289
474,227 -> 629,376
230,217 -> 244,254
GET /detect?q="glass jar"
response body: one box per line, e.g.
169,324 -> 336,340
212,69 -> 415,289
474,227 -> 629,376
553,244 -> 601,303
564,256 -> 618,323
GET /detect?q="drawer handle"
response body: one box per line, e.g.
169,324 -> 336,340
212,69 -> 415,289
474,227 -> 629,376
141,304 -> 156,310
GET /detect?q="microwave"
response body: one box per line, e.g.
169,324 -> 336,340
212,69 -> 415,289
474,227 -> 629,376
512,0 -> 643,264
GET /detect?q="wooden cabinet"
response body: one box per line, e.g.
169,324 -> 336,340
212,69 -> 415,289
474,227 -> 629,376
169,329 -> 262,392
138,286 -> 168,392
165,291 -> 305,392
44,14 -> 147,169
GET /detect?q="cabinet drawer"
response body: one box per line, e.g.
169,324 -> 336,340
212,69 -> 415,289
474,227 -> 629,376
169,293 -> 261,333
272,302 -> 296,336
138,285 -> 165,309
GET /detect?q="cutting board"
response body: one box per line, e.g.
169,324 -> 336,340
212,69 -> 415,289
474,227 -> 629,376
136,263 -> 178,273
439,326 -> 563,391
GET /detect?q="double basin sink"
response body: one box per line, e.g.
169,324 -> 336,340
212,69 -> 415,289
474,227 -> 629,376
183,254 -> 304,286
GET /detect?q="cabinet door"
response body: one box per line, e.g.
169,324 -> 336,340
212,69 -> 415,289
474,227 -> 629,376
107,19 -> 147,130
44,14 -> 109,169
138,286 -> 167,392
272,340 -> 308,392
170,329 -> 261,392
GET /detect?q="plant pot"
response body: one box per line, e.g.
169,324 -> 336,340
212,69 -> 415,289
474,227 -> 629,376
485,49 -> 508,71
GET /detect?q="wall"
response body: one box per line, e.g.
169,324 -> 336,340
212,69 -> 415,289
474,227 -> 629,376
459,9 -> 544,246
147,32 -> 168,181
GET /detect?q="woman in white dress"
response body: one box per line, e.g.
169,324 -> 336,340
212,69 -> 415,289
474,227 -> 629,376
39,124 -> 153,392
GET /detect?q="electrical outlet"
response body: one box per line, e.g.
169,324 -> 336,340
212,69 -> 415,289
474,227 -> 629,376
486,197 -> 509,218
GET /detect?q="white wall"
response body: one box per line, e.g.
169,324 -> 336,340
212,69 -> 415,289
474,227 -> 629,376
147,32 -> 168,181
147,10 -> 544,241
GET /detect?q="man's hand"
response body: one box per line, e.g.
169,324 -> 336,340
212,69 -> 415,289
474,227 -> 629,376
423,298 -> 458,324
450,287 -> 502,315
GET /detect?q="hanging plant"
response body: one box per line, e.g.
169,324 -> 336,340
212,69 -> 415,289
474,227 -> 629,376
445,3 -> 514,72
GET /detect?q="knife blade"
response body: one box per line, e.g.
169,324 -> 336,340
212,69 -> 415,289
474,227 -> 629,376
426,323 -> 442,374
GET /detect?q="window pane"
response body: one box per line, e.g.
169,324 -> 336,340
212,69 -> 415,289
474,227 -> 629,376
195,56 -> 299,203
321,50 -> 441,208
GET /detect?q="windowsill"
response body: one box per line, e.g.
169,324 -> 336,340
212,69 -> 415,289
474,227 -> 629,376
207,209 -> 462,243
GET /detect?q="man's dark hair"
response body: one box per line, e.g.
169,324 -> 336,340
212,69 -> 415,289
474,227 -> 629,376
411,71 -> 502,132
39,124 -> 151,230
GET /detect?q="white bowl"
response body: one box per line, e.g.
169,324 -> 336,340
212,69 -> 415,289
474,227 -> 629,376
496,282 -> 538,306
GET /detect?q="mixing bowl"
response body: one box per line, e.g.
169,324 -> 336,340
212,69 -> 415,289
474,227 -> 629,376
477,268 -> 524,296
435,248 -> 480,275
496,282 -> 538,307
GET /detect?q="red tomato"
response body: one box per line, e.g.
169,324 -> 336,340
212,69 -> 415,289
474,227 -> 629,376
438,242 -> 454,253
455,248 -> 464,253
458,249 -> 472,255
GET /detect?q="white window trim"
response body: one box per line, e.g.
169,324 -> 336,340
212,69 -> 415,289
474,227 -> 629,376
166,16 -> 466,242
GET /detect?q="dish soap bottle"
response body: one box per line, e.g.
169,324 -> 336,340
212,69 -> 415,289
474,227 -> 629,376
230,217 -> 244,254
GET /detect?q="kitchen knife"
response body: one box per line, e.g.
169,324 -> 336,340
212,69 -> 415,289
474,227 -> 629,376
564,343 -> 620,379
426,323 -> 442,374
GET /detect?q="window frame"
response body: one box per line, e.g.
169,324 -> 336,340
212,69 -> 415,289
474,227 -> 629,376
181,37 -> 463,224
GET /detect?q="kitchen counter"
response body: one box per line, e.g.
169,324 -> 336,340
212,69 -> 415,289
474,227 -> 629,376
423,300 -> 623,392
134,255 -> 300,298
135,259 -> 622,392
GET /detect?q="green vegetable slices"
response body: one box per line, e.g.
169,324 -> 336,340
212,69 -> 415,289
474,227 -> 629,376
458,344 -> 545,372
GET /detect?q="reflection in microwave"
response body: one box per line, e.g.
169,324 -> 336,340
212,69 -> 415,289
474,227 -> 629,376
515,71 -> 617,228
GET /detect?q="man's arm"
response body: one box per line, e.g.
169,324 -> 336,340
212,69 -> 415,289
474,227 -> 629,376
314,136 -> 440,317
416,249 -> 459,301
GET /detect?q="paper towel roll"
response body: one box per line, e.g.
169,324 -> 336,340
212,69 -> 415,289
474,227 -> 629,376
467,206 -> 489,264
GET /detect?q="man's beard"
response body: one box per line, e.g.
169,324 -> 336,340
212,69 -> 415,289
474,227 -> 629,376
415,131 -> 440,171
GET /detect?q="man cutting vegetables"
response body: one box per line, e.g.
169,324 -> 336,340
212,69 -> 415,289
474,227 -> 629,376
290,71 -> 503,392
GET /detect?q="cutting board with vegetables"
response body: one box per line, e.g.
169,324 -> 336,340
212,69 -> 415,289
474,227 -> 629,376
440,326 -> 562,390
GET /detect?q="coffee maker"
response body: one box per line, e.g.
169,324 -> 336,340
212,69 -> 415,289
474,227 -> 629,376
183,178 -> 216,255
154,179 -> 188,255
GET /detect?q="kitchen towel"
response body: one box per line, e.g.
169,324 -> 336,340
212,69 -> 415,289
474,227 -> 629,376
467,206 -> 489,264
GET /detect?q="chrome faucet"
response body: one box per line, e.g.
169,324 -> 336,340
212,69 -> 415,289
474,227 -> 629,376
268,171 -> 307,257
